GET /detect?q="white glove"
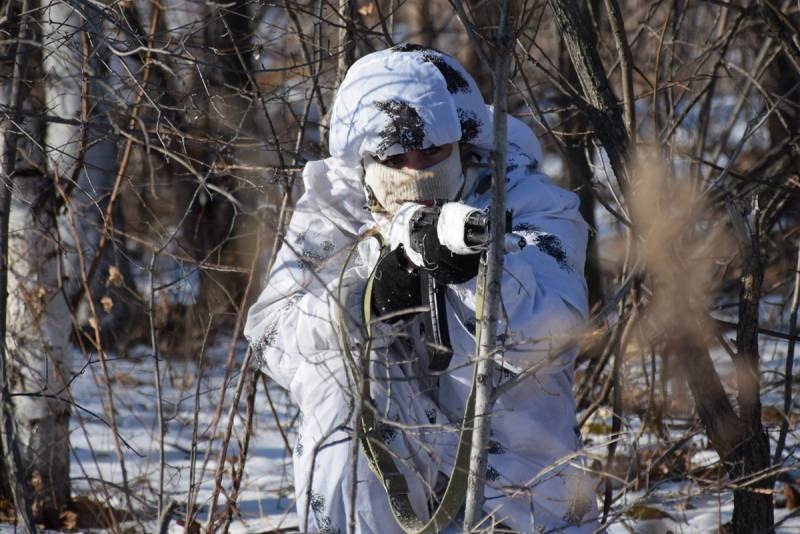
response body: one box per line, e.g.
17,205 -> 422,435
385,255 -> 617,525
436,202 -> 483,254
386,202 -> 482,267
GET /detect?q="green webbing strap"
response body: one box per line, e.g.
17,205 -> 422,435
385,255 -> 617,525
335,236 -> 487,534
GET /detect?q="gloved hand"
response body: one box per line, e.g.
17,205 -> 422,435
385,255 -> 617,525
387,202 -> 482,285
371,247 -> 422,322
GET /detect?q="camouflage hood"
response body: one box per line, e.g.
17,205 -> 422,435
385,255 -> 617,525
329,45 -> 492,165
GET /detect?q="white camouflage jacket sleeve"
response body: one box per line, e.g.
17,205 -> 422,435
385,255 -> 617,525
244,159 -> 375,393
486,168 -> 588,372
449,121 -> 589,373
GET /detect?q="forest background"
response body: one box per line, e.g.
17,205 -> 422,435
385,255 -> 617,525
0,0 -> 799,532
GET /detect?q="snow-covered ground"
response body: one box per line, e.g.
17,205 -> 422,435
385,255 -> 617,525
65,340 -> 300,533
1,331 -> 798,533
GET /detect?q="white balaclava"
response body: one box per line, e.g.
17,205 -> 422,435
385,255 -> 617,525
328,45 -> 492,211
362,144 -> 464,213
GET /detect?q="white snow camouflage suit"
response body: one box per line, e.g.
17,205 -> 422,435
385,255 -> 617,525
245,46 -> 599,533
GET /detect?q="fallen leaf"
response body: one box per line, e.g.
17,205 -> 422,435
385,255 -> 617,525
625,504 -> 674,520
762,405 -> 786,426
786,481 -> 800,510
60,510 -> 78,530
101,296 -> 114,313
583,422 -> 613,435
106,266 -> 123,287
358,3 -> 374,15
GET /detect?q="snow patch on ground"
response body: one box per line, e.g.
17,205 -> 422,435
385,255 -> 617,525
2,333 -> 798,532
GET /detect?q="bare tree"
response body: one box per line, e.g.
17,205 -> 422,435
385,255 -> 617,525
1,0 -> 72,525
0,0 -> 798,531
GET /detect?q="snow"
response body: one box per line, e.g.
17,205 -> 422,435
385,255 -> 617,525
64,342 -> 299,532
1,331 -> 798,532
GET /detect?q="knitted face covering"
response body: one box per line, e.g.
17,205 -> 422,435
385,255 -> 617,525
363,144 -> 463,214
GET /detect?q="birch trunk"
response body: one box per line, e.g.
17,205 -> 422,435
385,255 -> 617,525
0,0 -> 72,524
0,0 -> 40,529
42,0 -> 140,351
6,151 -> 73,527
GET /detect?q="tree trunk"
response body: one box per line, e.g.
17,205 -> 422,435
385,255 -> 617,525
549,1 -> 776,530
463,0 -> 513,528
0,0 -> 41,529
673,339 -> 773,533
42,0 -> 141,352
557,29 -> 603,310
729,205 -> 774,533
0,1 -> 72,524
548,0 -> 631,187
6,159 -> 73,528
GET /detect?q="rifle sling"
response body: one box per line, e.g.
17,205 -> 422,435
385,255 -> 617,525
421,271 -> 454,372
351,242 -> 486,534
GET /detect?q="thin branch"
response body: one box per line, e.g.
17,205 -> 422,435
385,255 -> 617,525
463,0 -> 513,528
603,0 -> 636,142
448,0 -> 493,71
773,247 -> 800,463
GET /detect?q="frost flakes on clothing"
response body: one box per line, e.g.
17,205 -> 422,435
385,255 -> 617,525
295,238 -> 336,272
486,464 -> 501,482
457,108 -> 482,142
375,100 -> 426,157
283,294 -> 302,311
420,53 -> 470,94
295,417 -> 304,457
488,438 -> 507,455
253,320 -> 280,369
391,43 -> 432,53
309,492 -> 340,534
255,321 -> 279,351
377,413 -> 400,444
424,408 -> 437,424
513,223 -> 572,272
378,421 -> 398,444
534,234 -> 572,272
391,44 -> 471,94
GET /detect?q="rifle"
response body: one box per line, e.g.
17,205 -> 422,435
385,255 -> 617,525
409,205 -> 525,372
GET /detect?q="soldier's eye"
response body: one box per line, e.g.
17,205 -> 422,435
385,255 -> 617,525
421,145 -> 443,155
381,155 -> 405,168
